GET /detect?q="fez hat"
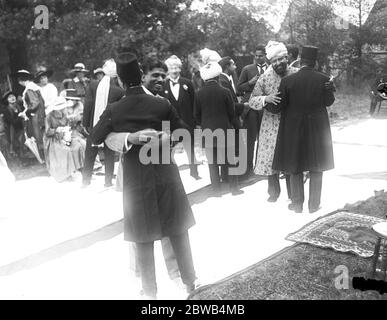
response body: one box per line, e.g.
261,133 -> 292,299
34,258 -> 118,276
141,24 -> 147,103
116,52 -> 142,87
2,91 -> 16,104
301,46 -> 318,62
15,69 -> 34,81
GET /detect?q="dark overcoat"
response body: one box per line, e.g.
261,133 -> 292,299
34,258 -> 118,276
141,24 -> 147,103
272,67 -> 335,173
162,77 -> 196,130
91,86 -> 195,243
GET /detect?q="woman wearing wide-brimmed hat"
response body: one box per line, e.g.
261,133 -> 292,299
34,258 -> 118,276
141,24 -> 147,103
67,62 -> 90,102
35,67 -> 58,114
1,91 -> 25,158
44,96 -> 86,182
16,69 -> 46,159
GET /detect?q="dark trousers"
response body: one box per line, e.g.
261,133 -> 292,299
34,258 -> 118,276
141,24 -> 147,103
205,146 -> 239,191
268,173 -> 291,200
370,96 -> 382,115
245,109 -> 262,174
290,171 -> 323,210
136,231 -> 196,297
181,132 -> 198,176
82,135 -> 115,186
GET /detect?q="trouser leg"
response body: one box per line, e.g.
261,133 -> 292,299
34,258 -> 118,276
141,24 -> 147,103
129,242 -> 140,277
182,133 -> 198,176
285,174 -> 292,199
161,237 -> 180,280
268,174 -> 280,199
136,241 -> 157,297
169,232 -> 196,287
290,173 -> 304,206
82,136 -> 99,185
309,171 -> 323,210
103,144 -> 115,186
206,147 -> 220,188
245,110 -> 259,174
370,97 -> 378,115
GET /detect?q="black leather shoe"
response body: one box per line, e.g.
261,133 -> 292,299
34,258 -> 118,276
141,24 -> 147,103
288,203 -> 303,213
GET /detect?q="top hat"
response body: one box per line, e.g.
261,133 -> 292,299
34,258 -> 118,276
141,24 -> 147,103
15,69 -> 34,81
2,91 -> 16,105
71,62 -> 89,74
116,52 -> 142,87
301,46 -> 318,62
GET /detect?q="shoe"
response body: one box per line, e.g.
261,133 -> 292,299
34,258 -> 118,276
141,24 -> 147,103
104,182 -> 113,188
81,182 -> 90,189
267,196 -> 278,202
309,206 -> 322,214
186,280 -> 201,294
231,189 -> 244,196
190,173 -> 201,180
288,203 -> 303,213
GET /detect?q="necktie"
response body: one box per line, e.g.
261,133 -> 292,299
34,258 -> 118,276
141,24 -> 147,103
171,80 -> 179,86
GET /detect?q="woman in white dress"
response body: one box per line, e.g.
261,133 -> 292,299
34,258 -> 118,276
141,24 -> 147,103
35,68 -> 58,114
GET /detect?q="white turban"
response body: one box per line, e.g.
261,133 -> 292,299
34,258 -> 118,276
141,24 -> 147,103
102,59 -> 117,78
265,41 -> 288,61
165,55 -> 182,69
200,61 -> 222,81
200,48 -> 221,65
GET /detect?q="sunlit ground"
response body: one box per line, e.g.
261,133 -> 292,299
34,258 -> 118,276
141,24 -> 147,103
1,116 -> 387,299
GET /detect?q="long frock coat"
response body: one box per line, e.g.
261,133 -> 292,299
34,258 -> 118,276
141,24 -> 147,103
272,67 -> 335,173
91,86 -> 195,243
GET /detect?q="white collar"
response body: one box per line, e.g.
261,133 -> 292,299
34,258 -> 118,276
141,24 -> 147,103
221,72 -> 233,81
169,77 -> 180,84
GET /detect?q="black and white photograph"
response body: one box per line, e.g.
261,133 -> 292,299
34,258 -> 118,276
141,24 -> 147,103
0,0 -> 387,303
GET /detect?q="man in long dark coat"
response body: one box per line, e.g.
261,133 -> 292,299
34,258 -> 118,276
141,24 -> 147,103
91,53 -> 197,299
82,59 -> 125,188
163,55 -> 200,179
273,46 -> 335,213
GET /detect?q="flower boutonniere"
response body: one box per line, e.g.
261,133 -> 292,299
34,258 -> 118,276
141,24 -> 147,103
182,84 -> 188,91
164,90 -> 169,95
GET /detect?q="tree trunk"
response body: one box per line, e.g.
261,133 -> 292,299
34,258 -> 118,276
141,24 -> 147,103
6,37 -> 29,96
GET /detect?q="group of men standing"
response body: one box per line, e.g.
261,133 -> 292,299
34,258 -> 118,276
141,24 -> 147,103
76,39 -> 336,299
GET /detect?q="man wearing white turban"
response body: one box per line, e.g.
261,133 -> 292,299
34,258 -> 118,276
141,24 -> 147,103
195,54 -> 243,196
249,41 -> 298,202
82,58 -> 125,188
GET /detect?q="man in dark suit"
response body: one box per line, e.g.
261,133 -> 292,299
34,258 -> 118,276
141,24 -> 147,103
195,61 -> 243,195
237,45 -> 268,178
218,56 -> 248,179
273,46 -> 335,214
82,59 -> 125,188
163,55 -> 200,179
91,52 -> 197,299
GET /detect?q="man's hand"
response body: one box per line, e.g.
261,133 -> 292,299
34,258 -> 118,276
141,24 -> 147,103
127,129 -> 165,145
265,91 -> 281,105
248,74 -> 259,86
324,81 -> 336,92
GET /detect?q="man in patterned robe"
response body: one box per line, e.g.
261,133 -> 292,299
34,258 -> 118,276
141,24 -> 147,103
249,41 -> 298,202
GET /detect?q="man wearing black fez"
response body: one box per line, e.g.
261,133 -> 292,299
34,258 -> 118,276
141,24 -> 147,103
91,52 -> 197,299
273,46 -> 335,214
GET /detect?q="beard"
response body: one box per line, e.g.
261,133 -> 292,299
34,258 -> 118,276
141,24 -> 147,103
273,62 -> 288,77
